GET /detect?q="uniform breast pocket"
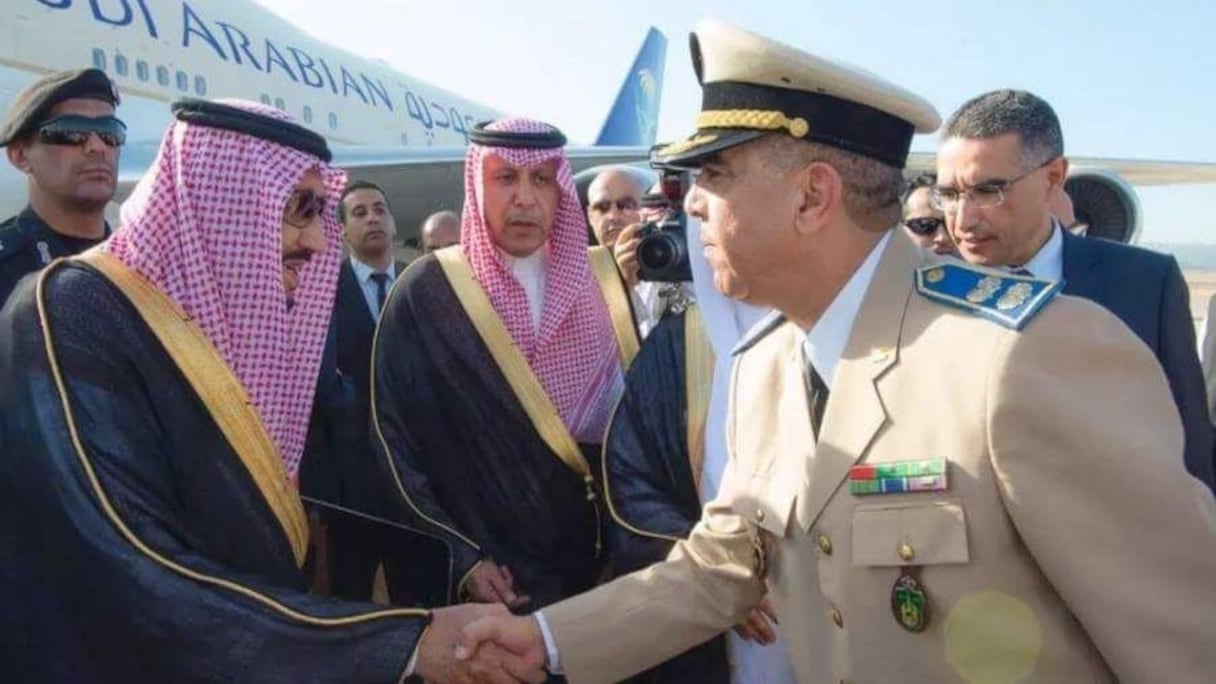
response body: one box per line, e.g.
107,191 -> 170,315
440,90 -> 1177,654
851,500 -> 970,567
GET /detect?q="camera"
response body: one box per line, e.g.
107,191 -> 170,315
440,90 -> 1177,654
636,169 -> 692,282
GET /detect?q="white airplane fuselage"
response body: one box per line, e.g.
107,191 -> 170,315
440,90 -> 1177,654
0,0 -> 507,216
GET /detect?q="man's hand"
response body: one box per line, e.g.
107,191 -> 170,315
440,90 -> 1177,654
733,596 -> 779,645
464,560 -> 529,608
612,222 -> 644,287
414,604 -> 545,684
457,613 -> 547,675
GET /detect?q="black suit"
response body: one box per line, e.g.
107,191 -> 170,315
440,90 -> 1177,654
303,258 -> 447,605
1061,231 -> 1214,489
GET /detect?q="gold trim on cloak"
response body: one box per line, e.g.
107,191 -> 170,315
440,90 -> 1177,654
433,246 -> 595,484
600,304 -> 716,543
587,245 -> 640,369
35,255 -> 427,644
77,250 -> 310,566
683,304 -> 715,494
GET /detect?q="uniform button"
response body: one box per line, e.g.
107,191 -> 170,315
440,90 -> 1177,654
817,534 -> 833,556
898,542 -> 916,562
828,608 -> 843,628
756,509 -> 766,522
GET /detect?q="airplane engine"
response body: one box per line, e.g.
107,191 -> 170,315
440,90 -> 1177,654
1065,169 -> 1141,245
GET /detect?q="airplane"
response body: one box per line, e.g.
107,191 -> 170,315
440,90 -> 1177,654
0,0 -> 667,246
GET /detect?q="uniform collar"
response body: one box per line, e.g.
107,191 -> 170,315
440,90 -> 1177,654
803,230 -> 891,390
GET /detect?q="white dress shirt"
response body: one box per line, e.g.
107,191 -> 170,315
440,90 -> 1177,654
802,232 -> 890,387
349,255 -> 397,319
500,246 -> 549,330
1013,221 -> 1064,280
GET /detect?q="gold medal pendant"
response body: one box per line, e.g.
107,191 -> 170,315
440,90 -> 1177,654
891,566 -> 930,632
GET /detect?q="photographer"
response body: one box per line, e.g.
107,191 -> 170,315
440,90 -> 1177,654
611,178 -> 696,337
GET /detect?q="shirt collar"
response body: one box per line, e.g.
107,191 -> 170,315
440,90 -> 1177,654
1016,219 -> 1063,280
349,254 -> 395,283
803,231 -> 891,390
498,244 -> 550,278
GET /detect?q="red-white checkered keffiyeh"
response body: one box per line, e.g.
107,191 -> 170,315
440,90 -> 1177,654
104,100 -> 345,478
461,118 -> 622,443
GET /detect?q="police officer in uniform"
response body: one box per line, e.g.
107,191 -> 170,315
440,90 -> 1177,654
0,68 -> 123,305
457,18 -> 1216,683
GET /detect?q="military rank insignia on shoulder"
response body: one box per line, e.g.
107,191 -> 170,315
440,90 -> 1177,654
914,263 -> 1062,331
731,310 -> 787,356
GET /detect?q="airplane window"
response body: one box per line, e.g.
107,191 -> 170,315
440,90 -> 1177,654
175,71 -> 188,92
91,49 -> 106,71
260,94 -> 272,105
114,54 -> 129,76
401,133 -> 409,145
328,112 -> 338,129
274,97 -> 286,109
194,76 -> 207,96
157,66 -> 169,87
136,61 -> 149,82
302,106 -> 313,123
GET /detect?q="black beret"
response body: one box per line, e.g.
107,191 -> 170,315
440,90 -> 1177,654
0,68 -> 120,147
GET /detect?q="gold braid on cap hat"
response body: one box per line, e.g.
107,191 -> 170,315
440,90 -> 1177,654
696,110 -> 810,138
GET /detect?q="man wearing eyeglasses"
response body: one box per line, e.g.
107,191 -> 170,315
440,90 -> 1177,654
0,68 -> 124,306
935,89 -> 1213,490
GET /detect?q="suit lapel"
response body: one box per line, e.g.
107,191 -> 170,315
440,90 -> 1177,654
339,259 -> 377,326
1061,231 -> 1106,304
795,232 -> 917,531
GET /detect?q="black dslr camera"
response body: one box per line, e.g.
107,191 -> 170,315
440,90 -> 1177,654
636,169 -> 692,282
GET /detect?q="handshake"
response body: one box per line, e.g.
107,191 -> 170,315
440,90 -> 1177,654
415,603 -> 546,684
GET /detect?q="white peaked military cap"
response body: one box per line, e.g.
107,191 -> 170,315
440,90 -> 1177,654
653,18 -> 941,169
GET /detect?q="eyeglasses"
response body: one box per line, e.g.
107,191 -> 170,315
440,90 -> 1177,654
903,216 -> 945,236
284,189 -> 327,227
36,115 -> 127,147
930,158 -> 1056,211
589,197 -> 639,213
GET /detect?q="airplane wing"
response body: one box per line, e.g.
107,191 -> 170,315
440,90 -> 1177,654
906,151 -> 1216,186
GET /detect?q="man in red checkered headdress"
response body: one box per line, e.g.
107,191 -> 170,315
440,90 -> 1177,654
0,99 -> 542,683
372,118 -> 638,626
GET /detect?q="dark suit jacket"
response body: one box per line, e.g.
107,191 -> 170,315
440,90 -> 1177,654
1061,231 -> 1214,489
330,258 -> 405,504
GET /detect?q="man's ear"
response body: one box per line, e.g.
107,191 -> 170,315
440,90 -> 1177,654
6,142 -> 31,174
794,161 -> 842,235
1046,156 -> 1069,192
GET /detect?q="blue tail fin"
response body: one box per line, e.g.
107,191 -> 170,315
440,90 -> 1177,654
594,28 -> 667,147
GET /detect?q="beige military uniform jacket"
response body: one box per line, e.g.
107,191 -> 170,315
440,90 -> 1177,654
544,231 -> 1216,683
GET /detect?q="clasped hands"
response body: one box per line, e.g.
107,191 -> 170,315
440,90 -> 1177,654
416,558 -> 781,682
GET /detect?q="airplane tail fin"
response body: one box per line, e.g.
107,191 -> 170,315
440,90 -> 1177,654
594,28 -> 667,147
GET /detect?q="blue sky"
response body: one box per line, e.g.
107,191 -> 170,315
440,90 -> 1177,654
257,0 -> 1216,244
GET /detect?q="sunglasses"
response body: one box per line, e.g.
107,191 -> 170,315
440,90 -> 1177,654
36,115 -> 127,147
284,189 -> 328,227
903,217 -> 945,236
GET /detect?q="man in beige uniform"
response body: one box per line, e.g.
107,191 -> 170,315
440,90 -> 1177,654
458,18 -> 1216,684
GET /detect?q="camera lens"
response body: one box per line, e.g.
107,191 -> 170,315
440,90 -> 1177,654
639,233 -> 678,270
